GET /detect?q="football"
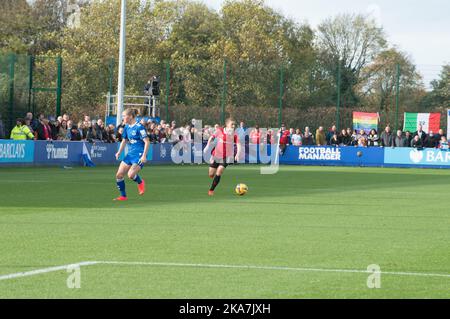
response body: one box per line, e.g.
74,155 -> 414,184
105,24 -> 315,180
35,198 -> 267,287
235,183 -> 248,196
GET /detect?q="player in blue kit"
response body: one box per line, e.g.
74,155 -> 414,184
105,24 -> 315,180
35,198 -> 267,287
114,108 -> 150,201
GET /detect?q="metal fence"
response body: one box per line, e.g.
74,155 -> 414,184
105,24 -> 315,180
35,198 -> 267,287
114,59 -> 444,131
1,52 -> 446,137
0,53 -> 61,135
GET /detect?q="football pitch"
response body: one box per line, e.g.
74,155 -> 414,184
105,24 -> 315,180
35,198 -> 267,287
0,165 -> 449,298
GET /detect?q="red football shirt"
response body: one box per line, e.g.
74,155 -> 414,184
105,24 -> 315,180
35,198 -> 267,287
211,127 -> 239,160
280,130 -> 290,145
250,129 -> 261,144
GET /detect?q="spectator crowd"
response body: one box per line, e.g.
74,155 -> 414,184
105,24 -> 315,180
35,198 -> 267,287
4,113 -> 116,143
2,112 -> 449,150
268,124 -> 449,150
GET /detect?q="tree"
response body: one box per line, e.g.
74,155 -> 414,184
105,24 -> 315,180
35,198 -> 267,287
164,2 -> 223,107
30,0 -> 91,54
317,13 -> 387,106
0,0 -> 35,54
53,0 -> 192,114
3,0 -> 426,123
0,0 -> 90,55
359,49 -> 424,116
423,64 -> 450,109
218,0 -> 315,108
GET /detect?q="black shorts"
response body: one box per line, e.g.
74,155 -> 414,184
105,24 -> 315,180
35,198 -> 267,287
209,161 -> 233,169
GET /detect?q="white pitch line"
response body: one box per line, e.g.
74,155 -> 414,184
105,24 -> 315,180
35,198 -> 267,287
94,261 -> 450,278
0,261 -> 98,281
1,260 -> 450,282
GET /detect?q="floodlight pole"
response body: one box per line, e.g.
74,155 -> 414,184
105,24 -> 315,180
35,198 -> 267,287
116,0 -> 127,128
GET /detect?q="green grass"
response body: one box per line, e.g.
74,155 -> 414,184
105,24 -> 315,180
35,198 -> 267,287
0,165 -> 449,298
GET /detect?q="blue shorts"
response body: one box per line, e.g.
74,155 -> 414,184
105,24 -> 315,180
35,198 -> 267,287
122,154 -> 144,169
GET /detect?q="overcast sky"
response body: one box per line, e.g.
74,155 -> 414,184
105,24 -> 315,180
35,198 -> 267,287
202,0 -> 449,87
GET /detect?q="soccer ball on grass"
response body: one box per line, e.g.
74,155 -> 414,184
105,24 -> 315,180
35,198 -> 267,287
235,183 -> 248,196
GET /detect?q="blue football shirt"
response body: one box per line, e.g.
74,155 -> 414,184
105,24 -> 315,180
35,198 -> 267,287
122,123 -> 148,157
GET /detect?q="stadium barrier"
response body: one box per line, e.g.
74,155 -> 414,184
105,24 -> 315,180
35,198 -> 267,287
1,140 -> 450,169
33,141 -> 119,166
0,140 -> 35,164
280,146 -> 385,167
280,146 -> 450,168
384,147 -> 450,168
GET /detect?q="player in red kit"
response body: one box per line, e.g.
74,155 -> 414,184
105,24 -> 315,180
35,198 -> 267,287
250,125 -> 261,144
279,123 -> 290,155
205,118 -> 242,196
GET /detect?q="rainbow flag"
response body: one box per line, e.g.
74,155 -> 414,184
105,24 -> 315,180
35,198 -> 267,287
353,112 -> 379,133
403,113 -> 441,133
